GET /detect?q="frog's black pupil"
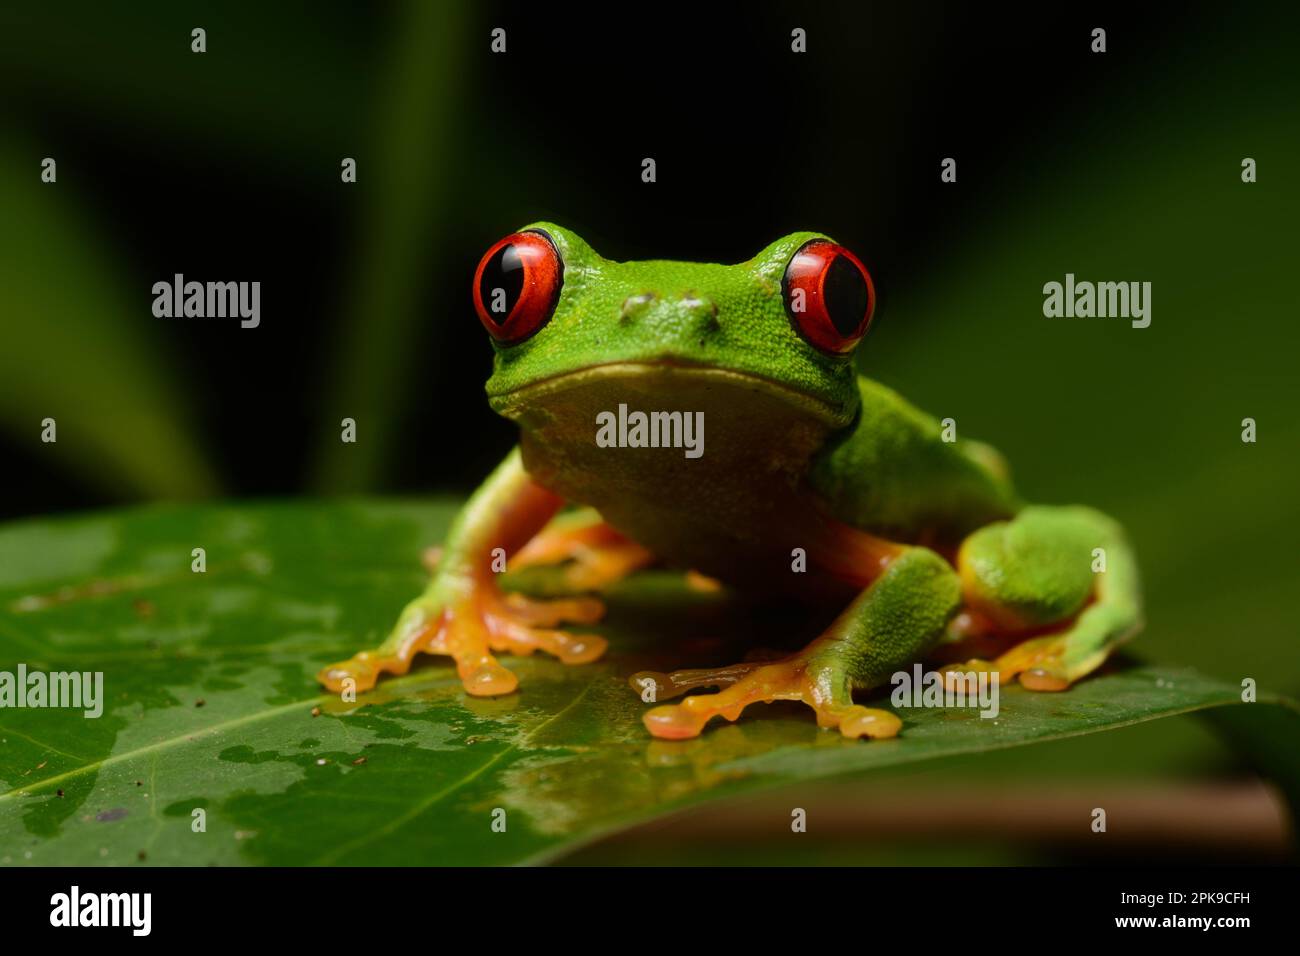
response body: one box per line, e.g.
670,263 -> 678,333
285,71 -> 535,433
479,243 -> 526,324
823,255 -> 868,337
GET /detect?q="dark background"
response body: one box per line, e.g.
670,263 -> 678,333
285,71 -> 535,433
3,1 -> 1219,507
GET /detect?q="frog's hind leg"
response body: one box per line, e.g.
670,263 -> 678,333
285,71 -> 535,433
940,505 -> 1142,691
511,507 -> 655,591
630,547 -> 962,740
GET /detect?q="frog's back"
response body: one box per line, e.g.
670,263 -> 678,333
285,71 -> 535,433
808,377 -> 1020,545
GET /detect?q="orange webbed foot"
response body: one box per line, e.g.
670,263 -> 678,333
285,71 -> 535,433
630,658 -> 901,741
318,583 -> 608,699
939,632 -> 1093,694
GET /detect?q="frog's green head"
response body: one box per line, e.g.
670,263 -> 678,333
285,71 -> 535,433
477,223 -> 875,431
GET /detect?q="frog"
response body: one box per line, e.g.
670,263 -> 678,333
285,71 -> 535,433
318,224 -> 1142,741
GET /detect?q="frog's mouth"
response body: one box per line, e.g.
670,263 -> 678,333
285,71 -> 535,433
488,361 -> 852,427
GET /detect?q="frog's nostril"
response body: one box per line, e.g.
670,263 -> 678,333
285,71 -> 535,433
683,295 -> 720,332
620,291 -> 720,336
620,292 -> 657,322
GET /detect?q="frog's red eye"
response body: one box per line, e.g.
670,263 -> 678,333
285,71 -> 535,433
781,239 -> 875,354
473,230 -> 563,344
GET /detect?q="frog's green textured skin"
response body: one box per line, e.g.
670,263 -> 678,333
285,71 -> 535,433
320,223 -> 1143,739
809,376 -> 1020,543
487,226 -> 860,422
489,224 -> 1014,526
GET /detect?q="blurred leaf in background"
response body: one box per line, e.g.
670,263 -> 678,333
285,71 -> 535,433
309,0 -> 466,493
0,141 -> 217,499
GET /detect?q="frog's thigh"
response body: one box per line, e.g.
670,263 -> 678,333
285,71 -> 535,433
958,507 -> 1099,631
633,548 -> 961,740
949,506 -> 1141,689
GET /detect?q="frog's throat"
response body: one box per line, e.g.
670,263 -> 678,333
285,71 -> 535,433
487,361 -> 853,428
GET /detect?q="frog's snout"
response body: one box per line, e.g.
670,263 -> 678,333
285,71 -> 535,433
619,291 -> 720,337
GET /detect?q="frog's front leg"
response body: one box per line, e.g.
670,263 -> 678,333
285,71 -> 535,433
630,548 -> 962,740
318,448 -> 607,697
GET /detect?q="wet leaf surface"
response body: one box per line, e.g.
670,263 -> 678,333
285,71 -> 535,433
0,501 -> 1280,865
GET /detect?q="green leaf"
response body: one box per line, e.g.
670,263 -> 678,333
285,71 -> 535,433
0,141 -> 218,499
0,501 -> 1286,866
